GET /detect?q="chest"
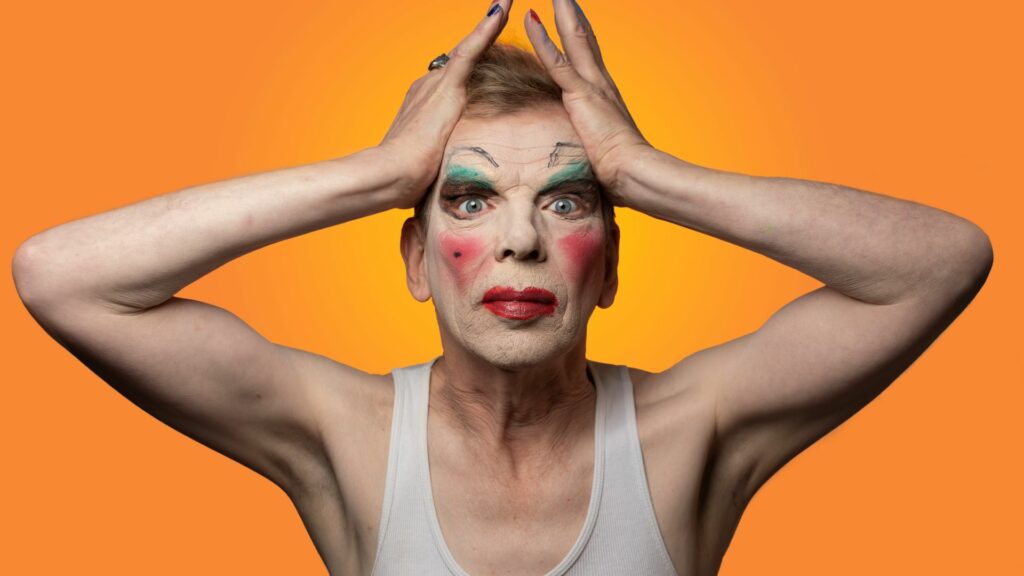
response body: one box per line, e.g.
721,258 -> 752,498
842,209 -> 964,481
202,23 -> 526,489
428,450 -> 597,575
306,374 -> 718,576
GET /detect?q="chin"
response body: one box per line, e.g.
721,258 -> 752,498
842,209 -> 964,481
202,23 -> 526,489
461,328 -> 578,370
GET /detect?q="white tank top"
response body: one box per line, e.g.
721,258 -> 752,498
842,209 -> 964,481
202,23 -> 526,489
370,356 -> 680,576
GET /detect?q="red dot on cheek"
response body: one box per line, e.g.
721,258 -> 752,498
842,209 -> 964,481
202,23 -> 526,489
558,230 -> 604,283
438,232 -> 485,291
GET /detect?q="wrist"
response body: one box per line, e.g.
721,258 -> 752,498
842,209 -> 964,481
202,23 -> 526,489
614,146 -> 709,213
609,144 -> 663,209
368,143 -> 438,211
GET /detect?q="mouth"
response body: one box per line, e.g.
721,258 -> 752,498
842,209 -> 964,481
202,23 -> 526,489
482,286 -> 558,320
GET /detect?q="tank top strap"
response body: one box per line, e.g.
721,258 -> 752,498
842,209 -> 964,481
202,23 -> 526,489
371,356 -> 447,576
574,361 -> 679,575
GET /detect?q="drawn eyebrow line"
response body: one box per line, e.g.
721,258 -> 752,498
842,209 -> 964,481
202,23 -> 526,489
450,146 -> 500,168
548,142 -> 584,168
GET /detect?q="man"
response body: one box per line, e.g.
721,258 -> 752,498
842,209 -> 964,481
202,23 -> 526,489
12,1 -> 992,575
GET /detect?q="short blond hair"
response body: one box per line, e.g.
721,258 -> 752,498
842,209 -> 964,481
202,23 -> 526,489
414,42 -> 616,241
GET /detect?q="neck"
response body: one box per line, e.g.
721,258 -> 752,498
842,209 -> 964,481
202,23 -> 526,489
429,345 -> 596,464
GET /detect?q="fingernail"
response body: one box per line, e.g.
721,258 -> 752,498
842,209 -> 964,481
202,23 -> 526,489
528,9 -> 541,24
487,2 -> 502,17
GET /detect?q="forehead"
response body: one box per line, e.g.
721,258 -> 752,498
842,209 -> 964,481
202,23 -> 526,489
443,106 -> 585,171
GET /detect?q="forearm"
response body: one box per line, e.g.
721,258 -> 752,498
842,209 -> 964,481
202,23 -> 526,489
16,146 -> 404,312
618,147 -> 992,305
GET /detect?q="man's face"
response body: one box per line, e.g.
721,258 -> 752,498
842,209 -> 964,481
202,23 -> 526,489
401,103 -> 619,370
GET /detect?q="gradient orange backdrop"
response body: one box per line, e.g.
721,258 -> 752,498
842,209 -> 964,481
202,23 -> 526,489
3,1 -> 1020,574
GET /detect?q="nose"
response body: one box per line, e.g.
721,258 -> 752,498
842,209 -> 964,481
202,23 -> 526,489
495,198 -> 546,262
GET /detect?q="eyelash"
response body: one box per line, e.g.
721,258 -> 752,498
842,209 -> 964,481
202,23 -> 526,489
441,189 -> 594,220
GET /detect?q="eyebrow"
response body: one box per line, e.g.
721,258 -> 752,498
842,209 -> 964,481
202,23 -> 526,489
443,165 -> 496,188
539,160 -> 596,194
442,159 -> 598,201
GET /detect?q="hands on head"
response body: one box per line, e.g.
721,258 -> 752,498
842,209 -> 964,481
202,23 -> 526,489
379,0 -> 650,211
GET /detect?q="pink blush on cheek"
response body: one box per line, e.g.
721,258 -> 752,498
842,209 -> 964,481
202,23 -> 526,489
438,231 -> 486,291
557,229 -> 603,284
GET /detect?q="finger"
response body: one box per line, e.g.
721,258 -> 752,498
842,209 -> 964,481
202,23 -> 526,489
442,0 -> 512,81
523,8 -> 591,95
571,0 -> 607,72
550,0 -> 603,85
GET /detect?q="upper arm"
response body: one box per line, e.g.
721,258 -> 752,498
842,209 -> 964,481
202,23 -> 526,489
672,259 -> 990,505
20,292 -> 345,494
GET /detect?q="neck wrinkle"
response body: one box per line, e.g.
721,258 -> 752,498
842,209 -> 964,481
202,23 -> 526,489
429,355 -> 597,463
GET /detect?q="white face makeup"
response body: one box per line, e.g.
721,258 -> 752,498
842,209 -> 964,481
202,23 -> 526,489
408,104 -> 618,370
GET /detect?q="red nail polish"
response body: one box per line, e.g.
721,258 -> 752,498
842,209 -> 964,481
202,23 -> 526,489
528,9 -> 541,24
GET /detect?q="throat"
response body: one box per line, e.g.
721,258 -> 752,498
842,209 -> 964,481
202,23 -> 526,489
435,384 -> 597,469
428,356 -> 598,465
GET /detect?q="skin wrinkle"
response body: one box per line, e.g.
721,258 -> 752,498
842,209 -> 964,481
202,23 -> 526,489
416,139 -> 593,232
401,105 -> 619,463
433,365 -> 596,462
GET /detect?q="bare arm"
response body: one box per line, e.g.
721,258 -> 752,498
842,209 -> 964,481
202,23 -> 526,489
11,0 -> 514,507
620,147 -> 993,507
14,147 -> 403,313
12,147 -> 406,492
617,149 -> 992,306
523,0 -> 992,491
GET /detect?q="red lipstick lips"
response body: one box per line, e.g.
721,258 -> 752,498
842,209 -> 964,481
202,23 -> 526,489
482,286 -> 558,320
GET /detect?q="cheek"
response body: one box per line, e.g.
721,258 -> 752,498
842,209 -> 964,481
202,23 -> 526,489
557,229 -> 604,285
438,231 -> 488,292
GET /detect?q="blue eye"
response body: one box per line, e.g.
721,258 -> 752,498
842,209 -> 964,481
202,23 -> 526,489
457,197 -> 486,214
551,198 -> 578,214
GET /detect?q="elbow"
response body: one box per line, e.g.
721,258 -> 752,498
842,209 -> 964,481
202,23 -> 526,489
12,236 -> 65,311
936,221 -> 994,299
13,238 -> 47,308
958,221 -> 993,282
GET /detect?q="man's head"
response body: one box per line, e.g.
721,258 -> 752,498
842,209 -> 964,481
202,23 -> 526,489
400,42 -> 619,370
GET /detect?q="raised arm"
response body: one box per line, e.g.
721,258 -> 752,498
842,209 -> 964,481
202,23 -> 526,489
11,147 -> 410,492
11,0 -> 515,497
615,149 -> 992,480
524,0 -> 994,548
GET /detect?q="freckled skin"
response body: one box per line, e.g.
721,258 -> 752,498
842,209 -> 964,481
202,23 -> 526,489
557,227 -> 604,285
438,231 -> 486,292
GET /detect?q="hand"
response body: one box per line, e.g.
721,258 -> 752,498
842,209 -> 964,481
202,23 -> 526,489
524,0 -> 652,206
379,0 -> 513,210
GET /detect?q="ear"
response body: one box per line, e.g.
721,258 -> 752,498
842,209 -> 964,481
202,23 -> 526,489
400,217 -> 432,302
597,221 -> 620,309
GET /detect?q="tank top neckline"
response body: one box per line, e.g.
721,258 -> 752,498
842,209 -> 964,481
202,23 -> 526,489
417,355 -> 608,576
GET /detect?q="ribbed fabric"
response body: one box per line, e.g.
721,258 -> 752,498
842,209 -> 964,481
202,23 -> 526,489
369,356 -> 679,576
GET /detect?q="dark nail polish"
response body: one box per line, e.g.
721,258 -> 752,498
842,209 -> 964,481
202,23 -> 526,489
487,3 -> 502,17
528,9 -> 541,24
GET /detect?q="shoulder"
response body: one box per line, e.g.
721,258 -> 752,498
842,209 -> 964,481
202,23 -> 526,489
626,361 -> 712,415
294,351 -> 397,434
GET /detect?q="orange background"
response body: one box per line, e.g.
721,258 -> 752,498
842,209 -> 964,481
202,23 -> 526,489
3,0 -> 1020,574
